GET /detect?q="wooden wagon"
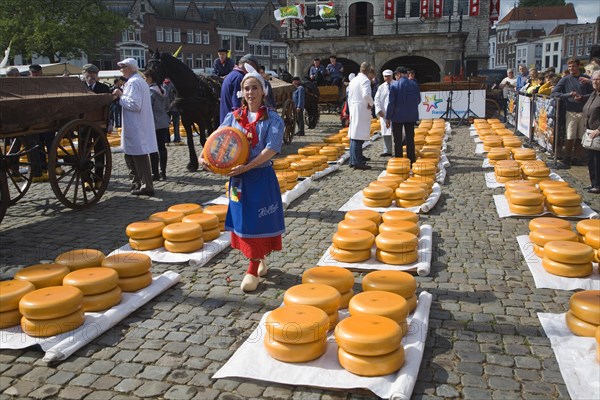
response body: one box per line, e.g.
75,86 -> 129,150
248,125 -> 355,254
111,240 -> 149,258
270,77 -> 297,144
0,77 -> 113,223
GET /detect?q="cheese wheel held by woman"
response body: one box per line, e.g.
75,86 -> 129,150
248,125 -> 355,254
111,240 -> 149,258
202,127 -> 250,174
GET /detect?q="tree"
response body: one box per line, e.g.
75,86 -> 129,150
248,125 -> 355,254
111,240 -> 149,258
519,0 -> 566,6
0,0 -> 128,63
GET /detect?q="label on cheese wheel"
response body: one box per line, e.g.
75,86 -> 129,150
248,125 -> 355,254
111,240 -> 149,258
334,314 -> 402,356
284,284 -> 341,314
21,308 -> 85,337
0,309 -> 22,329
569,290 -> 600,325
265,305 -> 329,344
0,280 -> 35,313
541,257 -> 593,278
54,249 -> 105,271
382,210 -> 419,224
345,210 -> 382,225
13,264 -> 70,289
349,290 -> 409,323
529,217 -> 572,232
63,267 -> 119,295
162,222 -> 203,242
126,220 -> 166,239
302,267 -> 355,294
19,286 -> 84,320
102,252 -> 151,278
337,219 -> 378,236
149,211 -> 185,225
263,335 -> 327,363
203,127 -> 249,174
167,203 -> 202,216
565,310 -> 598,337
119,271 -> 153,292
329,245 -> 372,263
543,240 -> 594,264
375,232 -> 418,253
362,271 -> 416,299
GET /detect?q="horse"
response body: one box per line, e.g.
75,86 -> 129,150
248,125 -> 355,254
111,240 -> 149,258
146,51 -> 221,172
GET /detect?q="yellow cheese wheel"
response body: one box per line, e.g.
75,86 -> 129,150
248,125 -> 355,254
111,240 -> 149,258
339,289 -> 354,309
337,219 -> 378,236
397,198 -> 425,208
162,222 -> 203,242
204,205 -> 228,222
19,286 -> 83,320
21,307 -> 85,337
379,221 -> 419,236
125,220 -> 166,239
565,310 -> 598,337
406,294 -> 417,312
508,203 -> 543,215
164,237 -> 204,253
54,249 -> 105,271
263,335 -> 327,363
570,290 -> 600,325
576,220 -> 600,236
203,227 -> 221,241
371,180 -> 399,191
533,244 -> 544,258
149,211 -> 185,225
529,217 -> 572,232
345,210 -> 382,225
272,158 -> 290,170
332,230 -> 375,251
119,271 -> 153,292
388,158 -> 411,166
63,267 -> 119,295
167,203 -> 202,215
546,193 -> 583,207
81,286 -> 122,312
504,180 -> 536,189
542,186 -> 578,196
396,186 -> 427,200
337,346 -> 405,377
538,180 -> 570,190
543,240 -> 595,263
508,192 -> 544,206
13,264 -> 70,289
546,203 -> 583,217
406,175 -> 434,187
334,314 -> 402,356
541,257 -> 593,278
378,175 -> 406,185
283,283 -> 341,314
376,249 -> 418,265
0,309 -> 22,329
218,221 -> 226,232
129,236 -> 164,251
362,270 -> 416,299
328,311 -> 339,328
363,197 -> 393,208
382,210 -> 419,224
584,231 -> 600,249
290,160 -> 313,171
522,165 -> 551,177
595,249 -> 600,263
529,228 -> 578,247
375,232 -> 418,253
301,266 -> 354,294
101,252 -> 152,278
0,280 -> 36,312
386,164 -> 411,175
265,305 -> 329,343
412,161 -> 437,175
349,291 -> 409,323
329,246 -> 372,263
363,186 -> 393,200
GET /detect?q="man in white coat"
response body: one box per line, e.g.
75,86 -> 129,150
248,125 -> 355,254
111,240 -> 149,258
113,58 -> 158,196
347,62 -> 375,170
374,69 -> 393,156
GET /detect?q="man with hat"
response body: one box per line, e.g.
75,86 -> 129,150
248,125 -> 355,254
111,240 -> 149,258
213,48 -> 235,77
220,54 -> 259,123
374,69 -> 394,156
292,76 -> 305,136
309,58 -> 326,85
29,64 -> 42,77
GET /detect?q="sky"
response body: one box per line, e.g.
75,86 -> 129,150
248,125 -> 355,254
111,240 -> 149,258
499,0 -> 600,23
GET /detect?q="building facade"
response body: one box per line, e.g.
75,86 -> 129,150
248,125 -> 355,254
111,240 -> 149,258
563,18 -> 600,65
541,26 -> 563,71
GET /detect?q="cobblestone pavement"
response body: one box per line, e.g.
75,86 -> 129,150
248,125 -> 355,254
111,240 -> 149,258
1,114 -> 599,400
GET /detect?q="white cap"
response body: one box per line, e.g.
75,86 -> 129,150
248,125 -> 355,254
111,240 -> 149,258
348,73 -> 356,81
117,58 -> 139,71
383,69 -> 393,76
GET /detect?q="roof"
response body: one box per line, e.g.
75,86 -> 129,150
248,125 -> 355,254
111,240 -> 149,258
498,4 -> 577,24
548,24 -> 565,36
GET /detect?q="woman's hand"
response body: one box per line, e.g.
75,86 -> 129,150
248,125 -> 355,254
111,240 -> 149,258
227,164 -> 248,177
590,129 -> 600,139
198,156 -> 211,171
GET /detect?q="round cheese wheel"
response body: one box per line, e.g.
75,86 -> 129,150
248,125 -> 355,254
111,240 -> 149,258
529,228 -> 578,247
412,161 -> 437,175
406,176 -> 434,187
542,187 -> 578,196
375,232 -> 418,253
504,180 -> 536,189
546,193 -> 583,207
339,289 -> 354,309
405,294 -> 417,312
538,180 -> 570,190
388,157 -> 411,166
363,197 -> 393,208
263,335 -> 326,363
371,180 -> 399,191
382,210 -> 419,224
329,246 -> 372,263
362,271 -> 416,299
328,311 -> 339,329
265,305 -> 329,344
363,186 -> 393,200
164,237 -> 204,253
565,310 -> 598,337
533,244 -> 544,258
271,159 -> 290,170
21,308 -> 85,338
0,280 -> 36,313
81,286 -> 122,312
162,222 -> 203,242
349,291 -> 409,323
298,147 -> 317,156
203,227 -> 221,241
337,219 -> 378,236
509,192 -> 544,206
529,217 -> 572,232
129,236 -> 164,251
301,267 -> 354,294
522,165 -> 551,177
576,220 -> 600,236
379,221 -> 419,236
19,286 -> 83,320
125,220 -> 166,239
345,210 -> 382,225
332,230 -> 375,251
387,164 -> 411,175
376,249 -> 418,265
0,309 -> 22,329
584,231 -> 600,249
101,252 -> 151,278
508,203 -> 543,215
546,203 -> 583,217
63,267 -> 119,295
378,175 -> 405,185
54,249 -> 105,271
119,271 -> 153,292
543,241 -> 594,263
203,127 -> 249,174
149,211 -> 185,225
283,283 -> 341,314
337,346 -> 405,377
541,257 -> 593,278
569,290 -> 600,325
334,314 -> 402,356
396,186 -> 427,200
397,198 -> 425,208
13,264 -> 70,289
167,203 -> 202,216
204,205 -> 228,222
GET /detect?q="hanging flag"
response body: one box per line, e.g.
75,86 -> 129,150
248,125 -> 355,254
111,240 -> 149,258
318,4 -> 335,20
173,45 -> 183,58
489,0 -> 500,24
469,0 -> 480,16
0,40 -> 12,68
274,5 -> 304,21
420,0 -> 429,18
433,0 -> 443,18
384,0 -> 395,20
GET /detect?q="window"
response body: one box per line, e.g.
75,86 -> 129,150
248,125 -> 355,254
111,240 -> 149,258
205,54 -> 212,69
443,0 -> 453,16
577,47 -> 583,56
409,0 -> 419,17
174,28 -> 181,43
256,45 -> 262,56
396,0 -> 406,18
553,42 -> 559,51
546,43 -> 551,52
272,47 -> 286,60
568,39 -> 574,56
222,35 -> 231,51
457,0 -> 468,15
187,53 -> 193,68
187,30 -> 194,44
195,31 -> 202,44
234,36 -> 244,52
545,56 -> 550,68
156,27 -> 164,42
577,35 -> 583,46
203,31 -> 210,45
120,48 -> 145,69
196,57 -> 203,69
535,44 -> 542,58
165,28 -> 172,43
263,45 -> 269,56
587,35 -> 593,46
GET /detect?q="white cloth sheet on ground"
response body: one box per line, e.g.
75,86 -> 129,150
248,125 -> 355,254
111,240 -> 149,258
213,291 -> 433,400
311,164 -> 340,180
484,171 -> 563,188
339,184 -> 441,214
110,232 -> 231,266
0,271 -> 181,362
378,166 -> 447,185
316,224 -> 433,276
371,132 -> 381,141
475,143 -> 486,154
335,152 -> 350,166
538,312 -> 600,400
516,235 -> 600,290
493,194 -> 599,219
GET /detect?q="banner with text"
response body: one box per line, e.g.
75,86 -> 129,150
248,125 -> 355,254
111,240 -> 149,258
533,95 -> 557,152
419,89 -> 485,119
274,5 -> 304,21
517,94 -> 532,140
506,89 -> 517,127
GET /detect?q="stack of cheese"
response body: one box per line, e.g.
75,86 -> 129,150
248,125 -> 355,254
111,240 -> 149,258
0,280 -> 35,328
289,159 -> 314,178
375,231 -> 419,265
150,210 -> 185,225
337,217 -> 378,236
302,266 -> 355,309
362,184 -> 394,208
386,158 -> 411,180
542,240 -> 594,277
495,160 -> 522,183
320,145 -> 344,162
284,283 -> 341,331
330,229 -> 375,263
19,286 -> 85,337
13,263 -> 70,288
529,226 -> 577,258
63,267 -> 122,311
506,185 -> 545,215
183,213 -> 221,241
395,181 -> 428,209
502,135 -> 522,149
305,154 -> 328,172
55,249 -> 105,271
273,159 -> 298,192
512,148 -> 537,164
204,205 -> 228,232
162,222 -> 204,253
487,148 -> 511,165
577,220 -> 600,262
411,160 -> 437,181
521,160 -> 551,182
126,220 -> 166,251
542,182 -> 583,217
566,290 -> 599,338
362,270 -> 418,312
103,252 -> 153,293
482,135 -> 503,152
419,146 -> 441,162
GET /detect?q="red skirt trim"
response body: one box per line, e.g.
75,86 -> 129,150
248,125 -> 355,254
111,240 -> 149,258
230,232 -> 282,259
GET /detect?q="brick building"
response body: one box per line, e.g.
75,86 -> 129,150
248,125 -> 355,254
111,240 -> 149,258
562,17 -> 600,66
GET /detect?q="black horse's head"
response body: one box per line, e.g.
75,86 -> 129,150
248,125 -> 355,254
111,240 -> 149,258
145,49 -> 166,83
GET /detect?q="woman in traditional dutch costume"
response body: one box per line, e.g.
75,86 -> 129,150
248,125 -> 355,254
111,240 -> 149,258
202,69 -> 285,292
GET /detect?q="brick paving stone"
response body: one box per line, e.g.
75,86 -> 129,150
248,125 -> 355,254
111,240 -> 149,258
262,385 -> 293,399
164,385 -> 197,400
84,390 -> 120,400
29,384 -> 61,399
58,386 -> 93,400
68,373 -> 99,387
3,380 -> 37,397
191,387 -> 220,400
91,375 -> 122,390
488,376 -> 521,391
46,371 -> 76,385
235,382 -> 265,398
133,381 -> 171,397
110,363 -> 144,378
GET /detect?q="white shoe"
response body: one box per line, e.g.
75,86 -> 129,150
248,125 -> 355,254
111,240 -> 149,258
258,259 -> 268,277
240,274 -> 259,292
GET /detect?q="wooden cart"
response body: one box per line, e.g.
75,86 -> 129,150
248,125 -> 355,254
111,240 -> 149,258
270,78 -> 297,144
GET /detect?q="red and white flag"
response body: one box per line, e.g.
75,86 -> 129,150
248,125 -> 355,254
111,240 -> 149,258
384,0 -> 395,20
433,0 -> 443,18
489,0 -> 500,23
469,0 -> 480,16
421,0 -> 429,18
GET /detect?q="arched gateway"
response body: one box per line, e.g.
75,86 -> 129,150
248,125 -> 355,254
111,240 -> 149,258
380,56 -> 441,84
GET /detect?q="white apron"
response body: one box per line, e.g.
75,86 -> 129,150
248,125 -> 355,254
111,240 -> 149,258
374,81 -> 392,137
120,73 -> 158,155
347,72 -> 373,141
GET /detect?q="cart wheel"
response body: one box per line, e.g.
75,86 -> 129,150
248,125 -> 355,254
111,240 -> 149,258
0,169 -> 9,224
282,99 -> 296,144
485,99 -> 501,120
0,138 -> 33,205
48,120 -> 112,209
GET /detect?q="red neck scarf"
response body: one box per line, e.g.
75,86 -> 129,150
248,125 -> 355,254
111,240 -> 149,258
234,106 -> 267,148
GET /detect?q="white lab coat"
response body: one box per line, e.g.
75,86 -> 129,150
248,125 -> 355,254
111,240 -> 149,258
119,73 -> 158,155
347,72 -> 373,141
374,81 -> 392,137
